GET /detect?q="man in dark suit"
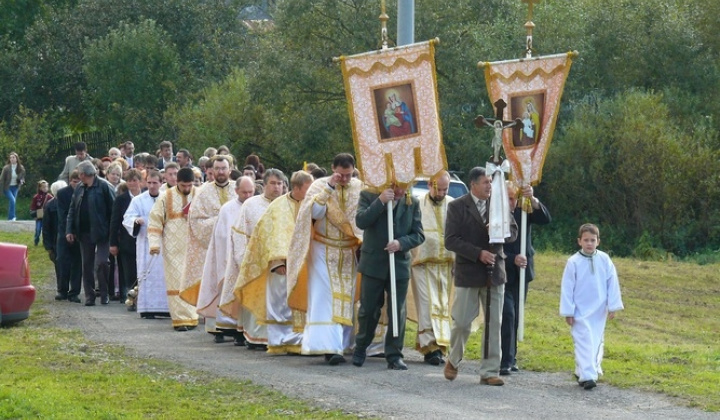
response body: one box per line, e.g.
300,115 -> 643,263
500,183 -> 551,375
55,171 -> 83,302
353,184 -> 424,370
156,140 -> 176,170
443,167 -> 518,385
109,169 -> 142,302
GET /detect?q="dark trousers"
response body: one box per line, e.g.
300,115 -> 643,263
56,237 -> 82,297
78,233 -> 110,303
118,251 -> 137,299
501,277 -> 529,369
355,274 -> 409,362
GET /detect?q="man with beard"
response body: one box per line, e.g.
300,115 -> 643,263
219,168 -> 285,349
148,167 -> 198,331
196,176 -> 256,343
179,156 -> 237,307
409,171 -> 455,366
287,153 -> 364,365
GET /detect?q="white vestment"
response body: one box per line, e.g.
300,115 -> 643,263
287,177 -> 363,356
560,250 -> 624,382
409,194 -> 454,355
197,198 -> 243,333
218,194 -> 272,344
148,186 -> 198,328
180,181 -> 237,307
123,192 -> 169,315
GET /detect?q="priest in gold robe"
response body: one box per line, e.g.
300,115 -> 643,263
235,171 -> 313,354
219,169 -> 285,349
148,167 -> 198,331
287,153 -> 363,365
196,176 -> 255,343
409,171 -> 455,365
179,156 -> 237,307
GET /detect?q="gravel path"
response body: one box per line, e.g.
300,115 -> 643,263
40,284 -> 717,420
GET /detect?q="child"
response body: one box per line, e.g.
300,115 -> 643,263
30,180 -> 53,246
560,223 -> 624,390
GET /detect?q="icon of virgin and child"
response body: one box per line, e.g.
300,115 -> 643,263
375,84 -> 417,140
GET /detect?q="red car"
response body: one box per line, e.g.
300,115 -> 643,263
0,242 -> 36,325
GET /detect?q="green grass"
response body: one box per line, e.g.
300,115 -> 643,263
0,196 -> 33,221
496,251 -> 720,411
0,232 -> 354,419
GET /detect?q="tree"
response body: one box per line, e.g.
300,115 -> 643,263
83,19 -> 181,147
166,68 -> 261,164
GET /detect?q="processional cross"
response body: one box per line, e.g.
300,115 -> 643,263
474,99 -> 523,163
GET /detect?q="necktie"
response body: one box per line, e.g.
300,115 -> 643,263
477,200 -> 486,223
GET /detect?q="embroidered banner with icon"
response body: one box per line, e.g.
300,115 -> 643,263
340,39 -> 447,189
481,52 -> 576,186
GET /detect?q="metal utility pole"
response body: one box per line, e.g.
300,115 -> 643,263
397,0 -> 415,46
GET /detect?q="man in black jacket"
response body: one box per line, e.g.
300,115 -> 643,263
500,183 -> 551,375
55,171 -> 83,303
109,169 -> 142,302
66,161 -> 115,306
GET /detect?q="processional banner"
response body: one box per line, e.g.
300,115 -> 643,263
340,39 -> 447,189
481,52 -> 576,186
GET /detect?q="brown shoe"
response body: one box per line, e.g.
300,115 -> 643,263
444,361 -> 458,381
480,377 -> 504,386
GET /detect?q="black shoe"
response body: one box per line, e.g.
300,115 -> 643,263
234,334 -> 246,347
387,359 -> 408,370
68,295 -> 81,303
326,354 -> 346,366
246,342 -> 267,351
84,300 -> 96,306
511,365 -> 520,372
213,334 -> 225,343
55,293 -> 68,301
583,380 -> 597,390
174,326 -> 189,332
424,350 -> 443,366
499,368 -> 511,376
141,314 -> 156,319
101,296 -> 110,305
352,349 -> 367,367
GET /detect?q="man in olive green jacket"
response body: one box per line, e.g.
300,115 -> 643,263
353,185 -> 424,370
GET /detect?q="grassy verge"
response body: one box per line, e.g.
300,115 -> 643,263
478,251 -> 719,411
0,232 -> 353,419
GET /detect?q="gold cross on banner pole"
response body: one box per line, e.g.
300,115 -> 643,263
522,0 -> 540,58
379,0 -> 389,50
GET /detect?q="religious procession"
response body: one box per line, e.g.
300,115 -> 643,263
29,0 -> 624,394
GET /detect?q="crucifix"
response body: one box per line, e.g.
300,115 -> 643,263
474,99 -> 523,164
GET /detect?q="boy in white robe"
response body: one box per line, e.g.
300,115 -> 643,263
560,223 -> 624,390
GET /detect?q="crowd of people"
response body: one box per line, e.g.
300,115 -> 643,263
14,141 -> 623,389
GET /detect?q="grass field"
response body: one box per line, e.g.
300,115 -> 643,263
1,231 -> 719,416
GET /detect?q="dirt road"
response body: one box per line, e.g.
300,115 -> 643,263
42,285 -> 716,420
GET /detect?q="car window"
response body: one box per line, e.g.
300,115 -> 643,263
412,179 -> 467,199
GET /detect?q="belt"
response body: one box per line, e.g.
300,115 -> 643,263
313,232 -> 359,249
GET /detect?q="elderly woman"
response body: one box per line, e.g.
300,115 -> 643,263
0,152 -> 26,221
105,162 -> 124,192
